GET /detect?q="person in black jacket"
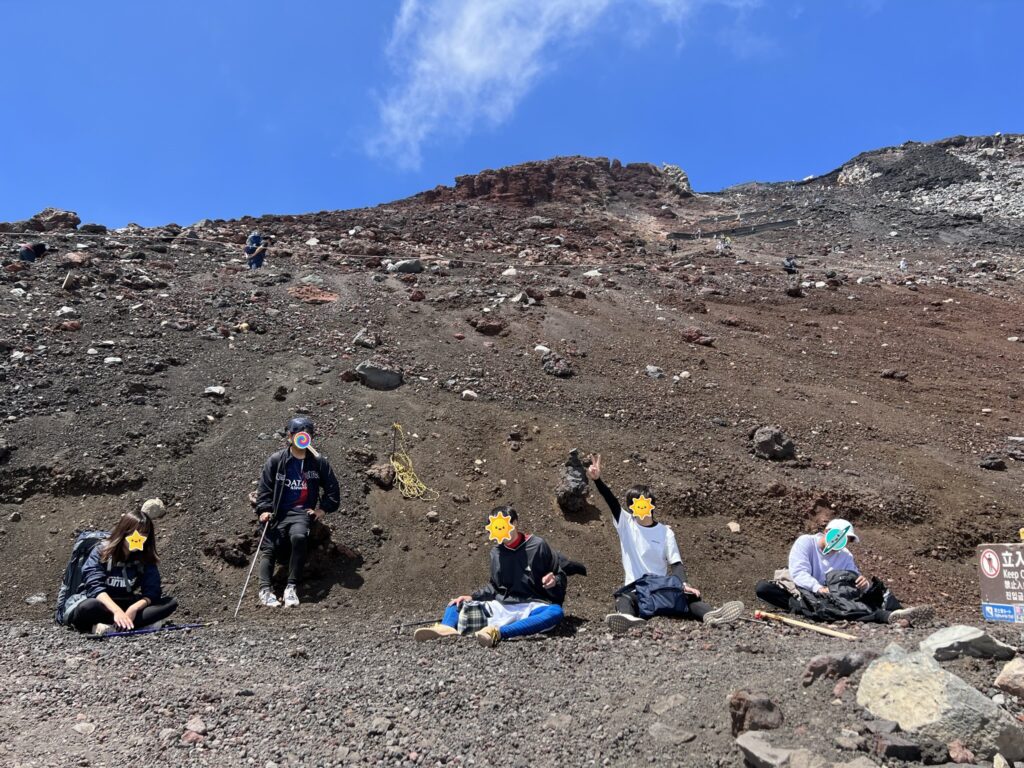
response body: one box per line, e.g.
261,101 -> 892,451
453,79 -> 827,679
415,506 -> 568,648
64,511 -> 178,634
254,416 -> 340,608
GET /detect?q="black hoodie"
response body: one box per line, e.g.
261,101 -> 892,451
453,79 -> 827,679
472,534 -> 567,605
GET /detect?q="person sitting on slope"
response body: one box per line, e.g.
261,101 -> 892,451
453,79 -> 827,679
254,415 -> 341,608
754,519 -> 933,625
415,505 -> 568,648
63,510 -> 178,635
587,453 -> 744,634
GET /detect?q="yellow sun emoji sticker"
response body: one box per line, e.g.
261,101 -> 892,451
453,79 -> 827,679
126,530 -> 148,552
486,512 -> 515,544
629,495 -> 655,521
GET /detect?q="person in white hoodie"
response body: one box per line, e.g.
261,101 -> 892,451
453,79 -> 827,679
755,519 -> 933,625
587,454 -> 744,634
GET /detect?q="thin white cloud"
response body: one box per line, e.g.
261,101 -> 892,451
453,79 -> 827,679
370,0 -> 730,169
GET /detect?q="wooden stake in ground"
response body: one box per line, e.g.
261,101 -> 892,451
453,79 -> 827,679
754,610 -> 858,641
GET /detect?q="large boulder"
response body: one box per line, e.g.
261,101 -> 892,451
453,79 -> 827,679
728,690 -> 784,735
29,207 -> 81,231
996,657 -> 1024,698
857,643 -> 1024,760
355,359 -> 404,391
555,449 -> 589,513
919,625 -> 1016,661
752,426 -> 796,461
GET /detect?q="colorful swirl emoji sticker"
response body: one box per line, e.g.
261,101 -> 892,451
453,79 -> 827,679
292,431 -> 312,450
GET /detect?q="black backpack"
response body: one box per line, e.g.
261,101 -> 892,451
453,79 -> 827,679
54,530 -> 108,625
634,574 -> 690,619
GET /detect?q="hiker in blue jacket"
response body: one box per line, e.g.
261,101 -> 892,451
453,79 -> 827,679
244,230 -> 267,269
254,416 -> 340,608
587,454 -> 743,634
64,511 -> 178,634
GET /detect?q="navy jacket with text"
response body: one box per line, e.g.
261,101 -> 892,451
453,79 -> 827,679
255,447 -> 341,517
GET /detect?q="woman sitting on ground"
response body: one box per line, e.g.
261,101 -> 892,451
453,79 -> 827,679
65,511 -> 178,634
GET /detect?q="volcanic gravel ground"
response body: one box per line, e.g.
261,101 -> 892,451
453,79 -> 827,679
5,615 -> 1020,768
1,134 -> 1024,766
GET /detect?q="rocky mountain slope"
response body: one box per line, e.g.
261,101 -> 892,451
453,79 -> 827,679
1,134 -> 1023,767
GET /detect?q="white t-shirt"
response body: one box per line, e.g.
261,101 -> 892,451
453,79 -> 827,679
613,508 -> 683,585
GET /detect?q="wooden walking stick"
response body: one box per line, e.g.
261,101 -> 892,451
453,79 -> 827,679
754,610 -> 858,641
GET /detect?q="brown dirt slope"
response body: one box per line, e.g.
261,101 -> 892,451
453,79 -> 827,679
1,134 -> 1022,624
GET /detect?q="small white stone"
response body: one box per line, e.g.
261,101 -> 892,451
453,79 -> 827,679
461,389 -> 478,401
103,357 -> 122,365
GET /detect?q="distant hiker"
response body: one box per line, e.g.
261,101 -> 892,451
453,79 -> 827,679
754,519 -> 933,625
245,230 -> 267,269
782,256 -> 798,274
898,258 -> 909,273
17,242 -> 47,262
415,506 -> 570,648
254,415 -> 340,607
587,454 -> 744,634
57,510 -> 178,635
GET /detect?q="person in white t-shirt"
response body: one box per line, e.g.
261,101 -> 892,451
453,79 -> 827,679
587,454 -> 744,634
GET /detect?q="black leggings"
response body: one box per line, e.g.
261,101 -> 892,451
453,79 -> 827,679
615,589 -> 713,621
259,514 -> 310,588
69,595 -> 178,633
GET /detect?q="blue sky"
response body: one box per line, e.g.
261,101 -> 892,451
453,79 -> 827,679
2,0 -> 1021,227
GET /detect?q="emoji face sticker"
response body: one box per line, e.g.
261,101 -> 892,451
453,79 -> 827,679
822,525 -> 851,555
630,495 -> 654,521
126,530 -> 148,553
292,431 -> 312,450
486,512 -> 515,544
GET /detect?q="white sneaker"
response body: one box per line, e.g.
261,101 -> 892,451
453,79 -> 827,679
605,613 -> 645,634
91,622 -> 115,636
283,585 -> 300,608
259,588 -> 281,607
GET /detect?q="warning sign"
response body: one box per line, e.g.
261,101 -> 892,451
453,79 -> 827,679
979,543 -> 1024,624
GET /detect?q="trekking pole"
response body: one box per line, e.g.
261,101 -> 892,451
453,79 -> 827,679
234,519 -> 271,618
390,619 -> 437,634
88,622 -> 209,640
753,610 -> 858,641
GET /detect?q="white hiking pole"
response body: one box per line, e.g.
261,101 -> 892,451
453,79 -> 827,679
234,519 -> 271,618
234,442 -> 288,618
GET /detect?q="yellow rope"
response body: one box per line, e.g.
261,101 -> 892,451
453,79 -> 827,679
389,423 -> 439,502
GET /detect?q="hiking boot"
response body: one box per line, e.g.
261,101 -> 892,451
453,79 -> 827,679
413,624 -> 459,643
475,626 -> 501,648
283,585 -> 300,608
703,601 -> 745,627
259,588 -> 281,608
888,605 -> 934,626
91,622 -> 115,636
605,613 -> 645,634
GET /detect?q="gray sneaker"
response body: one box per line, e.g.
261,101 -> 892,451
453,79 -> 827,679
259,588 -> 281,608
605,613 -> 646,634
703,601 -> 744,626
283,585 -> 300,608
888,605 -> 934,626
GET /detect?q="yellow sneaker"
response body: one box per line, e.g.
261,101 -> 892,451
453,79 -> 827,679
413,624 -> 458,642
475,626 -> 501,648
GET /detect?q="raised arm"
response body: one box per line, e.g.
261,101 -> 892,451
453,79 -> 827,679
586,453 -> 622,522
